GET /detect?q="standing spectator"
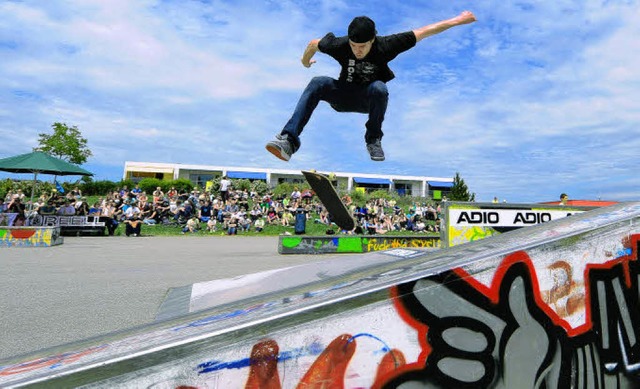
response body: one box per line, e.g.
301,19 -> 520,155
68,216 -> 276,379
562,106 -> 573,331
219,175 -> 232,203
560,193 -> 569,206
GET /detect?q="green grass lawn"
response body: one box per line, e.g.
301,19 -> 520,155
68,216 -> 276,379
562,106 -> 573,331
121,219 -> 440,237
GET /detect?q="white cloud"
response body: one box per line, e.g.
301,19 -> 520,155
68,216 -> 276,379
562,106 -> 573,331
0,0 -> 638,202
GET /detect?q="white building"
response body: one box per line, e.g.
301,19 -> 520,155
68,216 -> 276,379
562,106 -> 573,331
123,161 -> 454,198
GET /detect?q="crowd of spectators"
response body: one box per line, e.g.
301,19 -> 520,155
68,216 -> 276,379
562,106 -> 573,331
342,197 -> 442,235
1,182 -> 443,237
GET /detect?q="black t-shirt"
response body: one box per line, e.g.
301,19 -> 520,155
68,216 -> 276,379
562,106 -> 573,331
8,202 -> 25,216
318,31 -> 416,84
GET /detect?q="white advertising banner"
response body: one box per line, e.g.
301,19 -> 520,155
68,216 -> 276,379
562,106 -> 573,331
449,208 -> 585,227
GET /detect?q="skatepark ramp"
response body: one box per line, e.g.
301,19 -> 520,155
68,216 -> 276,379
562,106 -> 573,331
1,202 -> 640,388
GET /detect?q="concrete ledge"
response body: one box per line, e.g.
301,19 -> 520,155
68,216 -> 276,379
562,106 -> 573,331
278,234 -> 440,254
0,226 -> 63,247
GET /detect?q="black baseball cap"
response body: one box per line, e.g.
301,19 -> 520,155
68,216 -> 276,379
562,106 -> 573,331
348,16 -> 376,43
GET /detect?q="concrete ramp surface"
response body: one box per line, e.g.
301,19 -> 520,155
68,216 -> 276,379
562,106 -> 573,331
1,202 -> 640,388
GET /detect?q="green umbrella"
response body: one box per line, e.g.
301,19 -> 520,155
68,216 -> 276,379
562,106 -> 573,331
0,151 -> 93,211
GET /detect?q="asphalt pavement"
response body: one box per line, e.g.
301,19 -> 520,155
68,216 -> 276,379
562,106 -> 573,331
0,235 -> 328,361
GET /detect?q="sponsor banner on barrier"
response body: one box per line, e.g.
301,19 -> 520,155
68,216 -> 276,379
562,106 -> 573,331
0,213 -> 18,226
29,215 -> 105,227
449,208 -> 583,227
279,236 -> 441,254
443,202 -> 595,248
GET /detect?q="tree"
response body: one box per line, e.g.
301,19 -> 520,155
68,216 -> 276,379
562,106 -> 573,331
449,172 -> 476,202
34,122 -> 92,165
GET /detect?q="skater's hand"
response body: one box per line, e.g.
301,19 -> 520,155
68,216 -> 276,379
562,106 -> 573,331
456,10 -> 476,25
301,58 -> 316,68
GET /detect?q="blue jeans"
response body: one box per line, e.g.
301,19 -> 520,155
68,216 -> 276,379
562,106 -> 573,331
281,76 -> 389,151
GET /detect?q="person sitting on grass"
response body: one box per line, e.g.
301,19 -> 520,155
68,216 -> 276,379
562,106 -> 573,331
206,217 -> 217,233
281,208 -> 294,226
250,204 -> 263,221
227,214 -> 238,235
124,218 -> 142,237
375,217 -> 389,235
317,209 -> 330,225
381,215 -> 394,232
254,217 -> 265,232
199,199 -> 212,223
239,213 -> 252,232
266,207 -> 279,224
182,215 -> 200,234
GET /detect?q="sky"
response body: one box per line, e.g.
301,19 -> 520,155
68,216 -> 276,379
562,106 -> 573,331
0,0 -> 638,203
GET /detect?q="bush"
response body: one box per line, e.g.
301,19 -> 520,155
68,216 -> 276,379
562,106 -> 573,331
349,189 -> 367,205
137,178 -> 163,194
368,189 -> 395,201
233,179 -> 252,192
0,178 -> 14,200
80,180 -> 119,196
169,178 -> 193,194
251,180 -> 269,196
271,182 -> 294,199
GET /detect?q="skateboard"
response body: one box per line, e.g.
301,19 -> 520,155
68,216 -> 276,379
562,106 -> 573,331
302,170 -> 356,231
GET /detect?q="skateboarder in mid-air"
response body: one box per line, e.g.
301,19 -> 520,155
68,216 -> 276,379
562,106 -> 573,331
266,10 -> 476,162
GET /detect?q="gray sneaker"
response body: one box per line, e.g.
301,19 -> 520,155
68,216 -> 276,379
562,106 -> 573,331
266,134 -> 294,161
366,139 -> 385,161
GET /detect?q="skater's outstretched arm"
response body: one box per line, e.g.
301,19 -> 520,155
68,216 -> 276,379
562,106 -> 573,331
301,39 -> 320,68
413,10 -> 476,42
